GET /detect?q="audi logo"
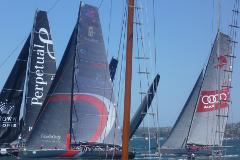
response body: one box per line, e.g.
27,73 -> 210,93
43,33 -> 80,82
201,93 -> 228,105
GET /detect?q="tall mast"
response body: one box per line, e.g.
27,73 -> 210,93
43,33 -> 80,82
69,2 -> 82,149
122,0 -> 134,159
215,0 -> 221,153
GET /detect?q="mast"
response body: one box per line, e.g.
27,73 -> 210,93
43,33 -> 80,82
122,0 -> 134,159
215,0 -> 221,155
69,31 -> 76,149
69,1 -> 82,149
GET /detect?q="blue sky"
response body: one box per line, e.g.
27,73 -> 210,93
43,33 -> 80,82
0,0 -> 239,127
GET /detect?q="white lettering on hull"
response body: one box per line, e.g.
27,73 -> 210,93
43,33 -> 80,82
40,134 -> 61,142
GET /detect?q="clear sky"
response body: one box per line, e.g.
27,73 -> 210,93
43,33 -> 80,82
0,0 -> 239,127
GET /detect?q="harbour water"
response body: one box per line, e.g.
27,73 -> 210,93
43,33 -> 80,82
1,137 -> 240,159
131,137 -> 240,160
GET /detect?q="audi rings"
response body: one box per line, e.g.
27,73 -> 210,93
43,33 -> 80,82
201,93 -> 227,105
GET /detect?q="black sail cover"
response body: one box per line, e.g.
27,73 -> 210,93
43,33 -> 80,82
109,57 -> 118,81
0,35 -> 30,146
129,74 -> 160,139
26,4 -> 121,150
22,10 -> 56,140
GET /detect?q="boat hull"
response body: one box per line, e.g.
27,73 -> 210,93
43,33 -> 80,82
160,148 -> 212,157
0,148 -> 18,157
20,149 -> 135,159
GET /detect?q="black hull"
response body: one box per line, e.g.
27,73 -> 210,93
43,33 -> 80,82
20,149 -> 135,159
0,148 -> 18,157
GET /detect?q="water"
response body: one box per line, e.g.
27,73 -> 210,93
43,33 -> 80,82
130,137 -> 240,160
1,138 -> 240,159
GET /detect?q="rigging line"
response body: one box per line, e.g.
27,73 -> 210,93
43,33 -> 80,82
98,0 -> 104,9
135,0 -> 143,102
137,0 -> 154,155
135,0 -> 153,139
116,1 -> 127,114
232,2 -> 239,86
226,0 -> 240,148
117,0 -> 128,61
106,0 -> 113,58
107,1 -> 127,151
147,111 -> 151,155
101,0 -> 114,145
143,0 -> 154,81
116,2 -> 128,133
47,0 -> 61,13
0,35 -> 28,70
69,2 -> 81,145
138,0 -> 152,87
114,0 -> 127,122
0,0 -> 61,71
212,0 -> 215,41
101,0 -> 113,110
217,0 -> 221,31
22,11 -> 38,141
152,0 -> 157,74
141,0 -> 155,126
151,1 -> 161,152
217,2 -> 223,148
135,0 -> 145,113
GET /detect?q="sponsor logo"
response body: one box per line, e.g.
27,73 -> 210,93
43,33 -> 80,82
31,27 -> 55,106
215,55 -> 227,69
73,144 -> 121,152
85,8 -> 96,18
41,134 -> 61,141
0,116 -> 17,128
39,28 -> 55,60
0,100 -> 17,128
202,93 -> 227,105
197,89 -> 229,112
88,26 -> 95,37
0,100 -> 14,115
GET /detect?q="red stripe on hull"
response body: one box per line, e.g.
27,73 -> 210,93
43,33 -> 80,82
58,150 -> 80,157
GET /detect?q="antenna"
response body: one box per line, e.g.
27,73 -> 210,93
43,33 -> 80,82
217,0 -> 221,31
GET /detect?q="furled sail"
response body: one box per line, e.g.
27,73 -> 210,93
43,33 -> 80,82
109,57 -> 118,81
187,32 -> 232,146
26,4 -> 122,150
129,74 -> 160,139
22,10 -> 56,141
162,71 -> 203,149
0,35 -> 30,146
